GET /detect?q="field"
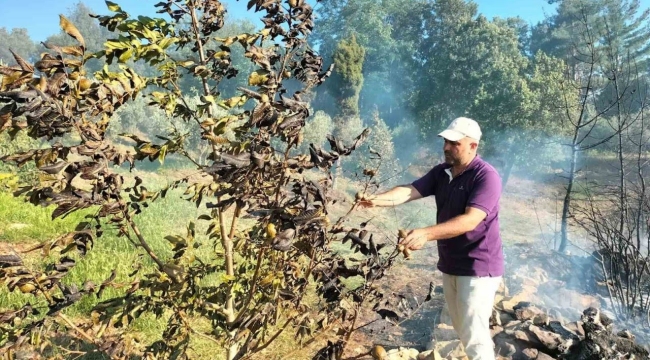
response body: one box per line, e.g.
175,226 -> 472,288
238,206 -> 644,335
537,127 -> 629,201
0,156 -> 580,360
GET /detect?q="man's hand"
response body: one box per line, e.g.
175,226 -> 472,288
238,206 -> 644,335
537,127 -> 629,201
400,228 -> 430,250
355,192 -> 375,208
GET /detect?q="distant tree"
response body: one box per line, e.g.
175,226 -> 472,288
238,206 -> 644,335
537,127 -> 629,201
0,28 -> 38,65
311,0 -> 422,125
330,34 -> 365,118
329,34 -> 365,187
412,0 -> 569,186
531,0 -> 650,74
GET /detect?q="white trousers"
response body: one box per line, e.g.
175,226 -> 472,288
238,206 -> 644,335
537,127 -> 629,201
442,273 -> 502,360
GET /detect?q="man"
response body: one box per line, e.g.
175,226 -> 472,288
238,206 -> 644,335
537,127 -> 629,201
358,117 -> 504,360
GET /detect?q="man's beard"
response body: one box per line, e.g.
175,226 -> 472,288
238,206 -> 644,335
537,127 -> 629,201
444,152 -> 459,165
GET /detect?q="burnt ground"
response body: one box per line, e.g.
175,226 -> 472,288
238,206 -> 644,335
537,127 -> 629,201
343,246 -> 447,357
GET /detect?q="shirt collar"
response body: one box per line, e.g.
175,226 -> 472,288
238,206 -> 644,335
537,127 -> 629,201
443,155 -> 481,182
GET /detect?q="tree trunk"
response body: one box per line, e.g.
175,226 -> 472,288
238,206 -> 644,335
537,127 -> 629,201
501,152 -> 515,189
332,158 -> 341,189
559,145 -> 579,253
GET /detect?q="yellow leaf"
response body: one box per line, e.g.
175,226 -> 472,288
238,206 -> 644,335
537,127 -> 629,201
118,48 -> 133,63
200,118 -> 216,127
59,15 -> 85,48
248,71 -> 268,86
106,1 -> 122,12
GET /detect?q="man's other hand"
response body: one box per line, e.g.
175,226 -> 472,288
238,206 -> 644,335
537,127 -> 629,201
400,228 -> 429,250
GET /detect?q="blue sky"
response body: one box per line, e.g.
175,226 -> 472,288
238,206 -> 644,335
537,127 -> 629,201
1,0 -> 562,42
0,0 -> 648,42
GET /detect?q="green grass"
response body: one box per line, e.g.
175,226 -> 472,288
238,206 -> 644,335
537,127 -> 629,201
0,166 -> 438,358
0,171 -> 211,349
0,192 -> 92,243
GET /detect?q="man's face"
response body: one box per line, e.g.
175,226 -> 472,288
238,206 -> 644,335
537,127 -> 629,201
443,137 -> 476,165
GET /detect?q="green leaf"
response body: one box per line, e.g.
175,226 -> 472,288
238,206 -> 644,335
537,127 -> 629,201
164,235 -> 184,245
218,274 -> 236,283
201,95 -> 215,104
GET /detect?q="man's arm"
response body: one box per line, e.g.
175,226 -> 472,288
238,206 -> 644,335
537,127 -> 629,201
400,207 -> 487,250
400,168 -> 502,250
358,185 -> 423,208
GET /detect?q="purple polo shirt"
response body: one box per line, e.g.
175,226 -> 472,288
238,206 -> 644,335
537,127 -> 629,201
411,155 -> 504,277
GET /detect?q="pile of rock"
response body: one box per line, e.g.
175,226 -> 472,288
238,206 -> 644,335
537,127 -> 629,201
490,302 -> 649,359
369,303 -> 648,360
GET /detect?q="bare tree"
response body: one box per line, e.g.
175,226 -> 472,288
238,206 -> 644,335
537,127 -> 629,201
557,8 -> 633,253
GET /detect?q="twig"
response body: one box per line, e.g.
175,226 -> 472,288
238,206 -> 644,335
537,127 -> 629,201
124,209 -> 165,270
57,313 -> 95,344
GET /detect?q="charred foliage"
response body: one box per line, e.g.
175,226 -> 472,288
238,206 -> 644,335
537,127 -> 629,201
0,1 -> 423,359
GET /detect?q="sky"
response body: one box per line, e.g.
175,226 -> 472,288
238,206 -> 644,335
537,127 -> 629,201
0,0 -> 564,42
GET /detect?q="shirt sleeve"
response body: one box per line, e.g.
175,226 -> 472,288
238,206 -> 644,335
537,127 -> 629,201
467,169 -> 502,216
411,165 -> 440,198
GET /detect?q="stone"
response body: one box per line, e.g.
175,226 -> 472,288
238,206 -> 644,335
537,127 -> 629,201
521,348 -> 538,359
528,324 -> 570,355
417,350 -> 439,360
513,303 -> 546,322
497,287 -> 537,314
532,314 -> 550,327
436,340 -> 465,359
490,308 -> 502,328
434,323 -> 458,342
490,325 -> 504,338
564,321 -> 585,338
385,347 -> 419,360
497,340 -> 516,357
617,329 -> 635,340
536,352 -> 556,360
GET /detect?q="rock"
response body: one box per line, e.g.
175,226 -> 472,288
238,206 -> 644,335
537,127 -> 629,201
513,303 -> 546,323
528,324 -> 572,355
497,287 -> 537,314
436,340 -> 465,359
532,314 -> 550,326
417,350 -> 439,360
564,321 -> 585,338
536,351 -> 556,360
494,331 -> 529,357
512,329 -> 532,343
385,347 -> 419,360
496,340 -> 516,357
490,325 -> 504,338
372,345 -> 389,360
537,280 -> 600,311
434,323 -> 458,341
547,321 -> 580,341
617,329 -> 635,340
490,308 -> 502,328
521,348 -> 538,359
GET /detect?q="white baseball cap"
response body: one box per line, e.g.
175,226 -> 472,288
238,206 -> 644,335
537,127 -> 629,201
438,117 -> 482,141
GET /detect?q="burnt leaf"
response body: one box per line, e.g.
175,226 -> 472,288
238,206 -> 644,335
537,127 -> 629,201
375,308 -> 399,322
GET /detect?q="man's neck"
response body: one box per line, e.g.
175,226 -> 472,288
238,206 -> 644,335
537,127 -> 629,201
451,154 -> 476,177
